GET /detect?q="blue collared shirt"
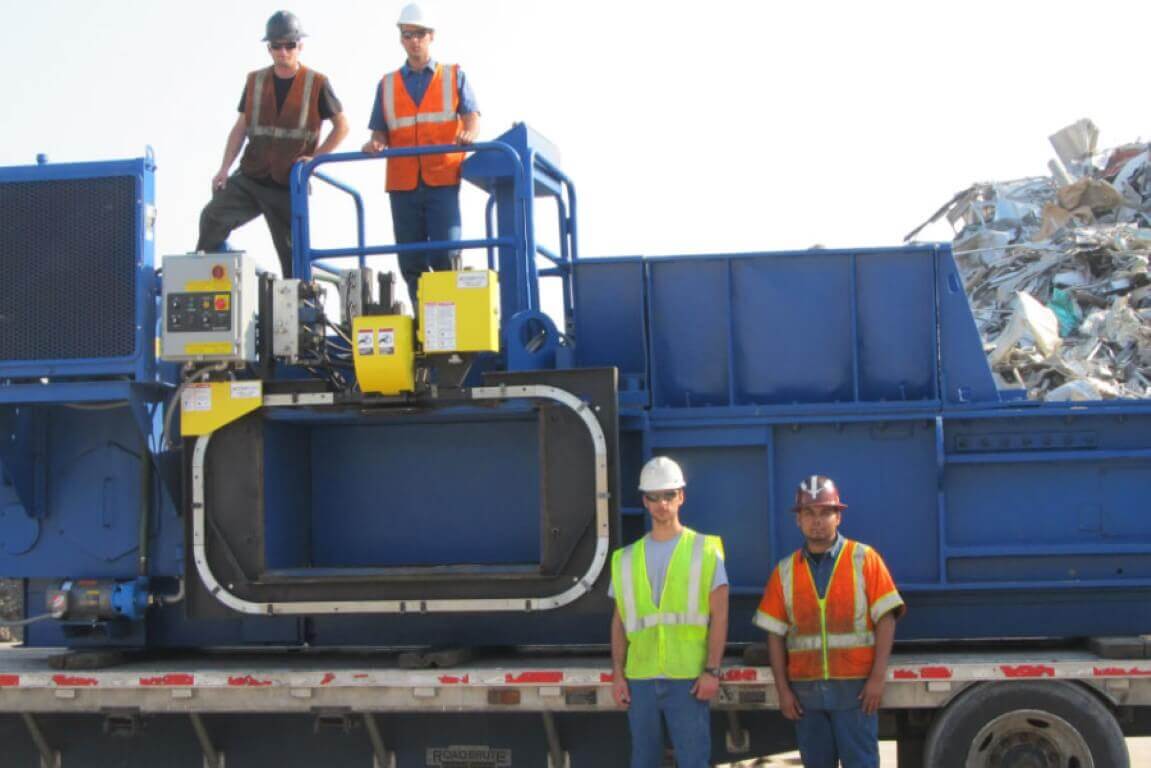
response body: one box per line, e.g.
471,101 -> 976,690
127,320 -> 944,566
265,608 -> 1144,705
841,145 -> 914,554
368,59 -> 479,135
803,534 -> 844,599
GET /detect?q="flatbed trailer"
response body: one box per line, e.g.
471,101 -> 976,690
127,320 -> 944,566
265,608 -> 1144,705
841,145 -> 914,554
2,644 -> 1150,766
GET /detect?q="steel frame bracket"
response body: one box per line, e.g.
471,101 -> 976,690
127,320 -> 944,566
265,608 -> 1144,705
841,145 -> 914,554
21,713 -> 61,768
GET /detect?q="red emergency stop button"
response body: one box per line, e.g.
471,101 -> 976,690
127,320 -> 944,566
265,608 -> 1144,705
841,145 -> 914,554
214,294 -> 230,311
211,264 -> 226,280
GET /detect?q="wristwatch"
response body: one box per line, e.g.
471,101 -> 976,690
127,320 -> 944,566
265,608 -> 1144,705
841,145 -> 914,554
704,666 -> 722,678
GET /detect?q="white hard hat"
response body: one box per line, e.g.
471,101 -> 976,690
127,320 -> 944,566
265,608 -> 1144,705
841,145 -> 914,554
638,456 -> 686,492
396,3 -> 433,30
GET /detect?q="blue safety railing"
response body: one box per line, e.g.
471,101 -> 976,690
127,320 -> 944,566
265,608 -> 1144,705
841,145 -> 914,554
484,150 -> 580,335
290,142 -> 528,277
288,137 -> 579,353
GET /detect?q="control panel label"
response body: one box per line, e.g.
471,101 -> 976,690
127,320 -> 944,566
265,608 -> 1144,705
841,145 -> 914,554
230,382 -> 261,400
457,272 -> 489,289
424,302 -> 457,352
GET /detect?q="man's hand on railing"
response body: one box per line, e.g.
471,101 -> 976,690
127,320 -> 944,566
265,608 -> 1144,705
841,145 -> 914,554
362,138 -> 387,155
456,127 -> 478,146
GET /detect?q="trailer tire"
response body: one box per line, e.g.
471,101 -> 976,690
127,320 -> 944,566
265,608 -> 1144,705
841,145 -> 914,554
922,681 -> 1128,768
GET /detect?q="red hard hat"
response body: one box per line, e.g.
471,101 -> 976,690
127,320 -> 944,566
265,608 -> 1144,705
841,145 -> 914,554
793,475 -> 847,512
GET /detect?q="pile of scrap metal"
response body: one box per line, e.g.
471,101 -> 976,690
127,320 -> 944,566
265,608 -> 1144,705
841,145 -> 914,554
907,119 -> 1151,400
0,580 -> 20,642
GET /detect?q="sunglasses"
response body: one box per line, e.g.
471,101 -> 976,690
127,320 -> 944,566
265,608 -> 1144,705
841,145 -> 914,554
401,29 -> 429,40
268,41 -> 298,51
643,491 -> 679,503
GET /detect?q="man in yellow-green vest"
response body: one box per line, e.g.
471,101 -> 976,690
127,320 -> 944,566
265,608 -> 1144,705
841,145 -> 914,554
609,456 -> 729,768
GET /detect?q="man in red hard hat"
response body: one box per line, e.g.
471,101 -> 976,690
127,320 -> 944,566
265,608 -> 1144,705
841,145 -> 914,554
755,475 -> 905,768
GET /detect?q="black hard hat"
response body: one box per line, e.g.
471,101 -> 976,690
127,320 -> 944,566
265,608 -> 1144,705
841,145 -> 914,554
263,10 -> 306,42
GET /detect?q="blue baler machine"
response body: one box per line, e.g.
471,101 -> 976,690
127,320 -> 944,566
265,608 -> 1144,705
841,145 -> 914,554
0,125 -> 1149,649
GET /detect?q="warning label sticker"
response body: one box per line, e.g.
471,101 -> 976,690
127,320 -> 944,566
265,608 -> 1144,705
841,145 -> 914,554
456,271 -> 489,289
426,745 -> 511,767
378,328 -> 395,356
357,329 -> 374,356
181,384 -> 212,412
424,302 -> 457,352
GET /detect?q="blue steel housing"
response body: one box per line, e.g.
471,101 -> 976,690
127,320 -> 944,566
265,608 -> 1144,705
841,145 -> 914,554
0,126 -> 1149,649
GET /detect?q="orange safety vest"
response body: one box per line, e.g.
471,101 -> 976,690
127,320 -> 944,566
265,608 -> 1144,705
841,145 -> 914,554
379,64 -> 463,191
754,538 -> 904,682
239,66 -> 325,185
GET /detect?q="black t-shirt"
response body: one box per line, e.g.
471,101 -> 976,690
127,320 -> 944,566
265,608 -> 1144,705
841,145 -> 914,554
238,73 -> 342,119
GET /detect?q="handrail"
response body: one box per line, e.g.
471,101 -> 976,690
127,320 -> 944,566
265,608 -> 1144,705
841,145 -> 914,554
285,137 -> 581,356
290,141 -> 529,281
308,170 -> 366,270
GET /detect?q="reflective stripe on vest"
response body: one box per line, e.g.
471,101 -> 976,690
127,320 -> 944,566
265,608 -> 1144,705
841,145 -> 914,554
782,540 -> 874,672
248,69 -> 320,142
618,531 -> 708,634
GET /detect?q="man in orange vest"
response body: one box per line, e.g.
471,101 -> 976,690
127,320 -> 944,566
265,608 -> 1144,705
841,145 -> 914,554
755,476 -> 905,768
362,3 -> 480,311
197,11 -> 349,278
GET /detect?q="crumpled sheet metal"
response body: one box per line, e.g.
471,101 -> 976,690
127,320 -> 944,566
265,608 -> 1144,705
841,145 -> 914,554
909,119 -> 1151,400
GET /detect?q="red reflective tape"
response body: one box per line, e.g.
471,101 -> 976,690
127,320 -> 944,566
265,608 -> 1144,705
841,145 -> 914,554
892,669 -> 918,680
1000,665 -> 1055,678
920,666 -> 953,680
227,675 -> 272,687
1093,666 -> 1151,677
320,673 -> 335,686
0,674 -> 19,687
504,671 -> 563,684
722,668 -> 757,682
438,674 -> 470,684
52,675 -> 97,687
139,674 -> 195,687
600,673 -> 614,683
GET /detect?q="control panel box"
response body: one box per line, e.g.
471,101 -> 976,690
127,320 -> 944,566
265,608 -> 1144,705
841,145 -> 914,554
161,252 -> 258,363
418,270 -> 500,354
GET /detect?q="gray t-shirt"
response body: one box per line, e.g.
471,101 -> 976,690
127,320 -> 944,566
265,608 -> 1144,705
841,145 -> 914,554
609,532 -> 728,604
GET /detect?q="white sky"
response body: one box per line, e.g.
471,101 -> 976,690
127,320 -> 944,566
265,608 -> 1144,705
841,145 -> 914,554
3,0 -> 1149,281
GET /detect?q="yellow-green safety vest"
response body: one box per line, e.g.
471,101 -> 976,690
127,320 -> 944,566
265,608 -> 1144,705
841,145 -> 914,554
611,528 -> 724,680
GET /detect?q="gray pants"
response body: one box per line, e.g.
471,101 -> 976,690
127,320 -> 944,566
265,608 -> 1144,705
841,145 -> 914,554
197,172 -> 294,277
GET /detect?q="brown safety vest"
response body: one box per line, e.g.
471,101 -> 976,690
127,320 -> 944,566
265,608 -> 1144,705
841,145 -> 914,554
239,66 -> 325,185
379,64 -> 463,191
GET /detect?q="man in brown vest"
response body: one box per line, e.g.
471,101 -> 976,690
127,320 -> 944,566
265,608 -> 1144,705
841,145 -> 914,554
197,11 -> 349,277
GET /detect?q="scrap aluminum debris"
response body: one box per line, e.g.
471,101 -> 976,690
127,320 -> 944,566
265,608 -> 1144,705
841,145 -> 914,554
907,119 -> 1151,401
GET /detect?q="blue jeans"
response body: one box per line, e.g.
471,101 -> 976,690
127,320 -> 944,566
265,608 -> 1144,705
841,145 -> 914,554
626,678 -> 710,768
389,182 -> 462,310
792,679 -> 879,768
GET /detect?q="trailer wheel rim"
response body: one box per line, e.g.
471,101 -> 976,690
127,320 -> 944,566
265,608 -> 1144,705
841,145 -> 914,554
966,709 -> 1094,768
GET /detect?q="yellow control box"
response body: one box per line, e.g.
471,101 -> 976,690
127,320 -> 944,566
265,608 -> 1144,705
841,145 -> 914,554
418,270 -> 500,353
353,315 -> 415,394
180,380 -> 263,436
